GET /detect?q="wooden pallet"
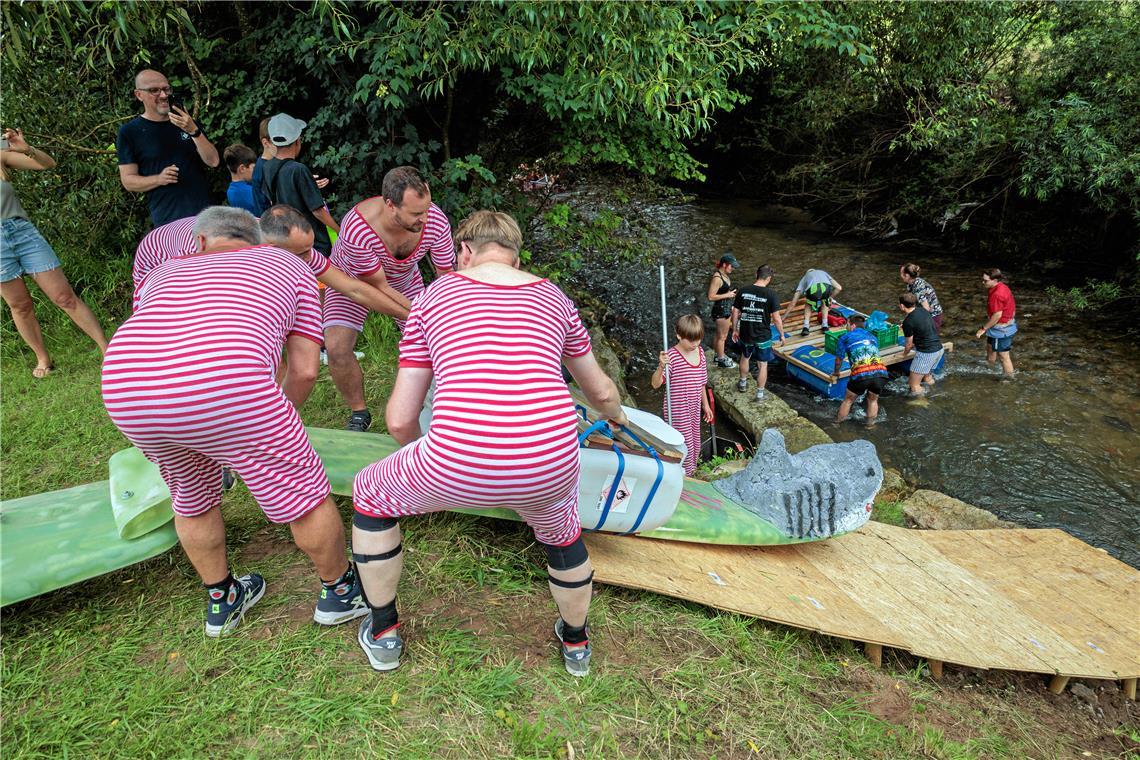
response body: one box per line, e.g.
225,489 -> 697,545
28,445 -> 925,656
584,522 -> 1139,696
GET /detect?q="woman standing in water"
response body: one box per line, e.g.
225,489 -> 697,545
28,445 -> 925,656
707,251 -> 738,368
899,263 -> 944,332
976,268 -> 1016,378
1,128 -> 108,376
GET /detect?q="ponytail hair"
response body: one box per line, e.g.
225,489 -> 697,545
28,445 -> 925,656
901,263 -> 921,279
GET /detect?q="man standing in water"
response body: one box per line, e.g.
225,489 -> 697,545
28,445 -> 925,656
103,207 -> 366,637
349,211 -> 626,676
833,314 -> 889,425
326,166 -> 454,432
975,268 -> 1017,378
899,292 -> 944,395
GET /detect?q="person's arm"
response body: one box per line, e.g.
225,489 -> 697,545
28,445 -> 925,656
651,351 -> 668,389
701,388 -> 714,424
313,205 -> 339,234
281,332 -> 320,408
782,291 -> 801,321
564,352 -> 628,427
773,309 -> 785,346
0,129 -> 55,170
731,306 -> 742,343
707,274 -> 721,302
119,163 -> 179,193
318,266 -> 410,320
385,366 -> 433,445
360,268 -> 413,311
921,299 -> 932,312
976,309 -> 1003,338
168,106 -> 220,168
830,277 -> 843,295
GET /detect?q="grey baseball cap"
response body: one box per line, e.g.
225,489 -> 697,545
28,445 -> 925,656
268,113 -> 306,146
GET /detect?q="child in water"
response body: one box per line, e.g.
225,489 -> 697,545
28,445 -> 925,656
652,314 -> 714,476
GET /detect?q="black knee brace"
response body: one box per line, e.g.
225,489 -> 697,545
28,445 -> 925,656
352,511 -> 402,563
543,535 -> 589,571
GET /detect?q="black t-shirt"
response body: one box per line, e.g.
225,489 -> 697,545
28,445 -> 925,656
903,308 -> 943,353
261,158 -> 331,254
117,116 -> 212,226
732,284 -> 780,344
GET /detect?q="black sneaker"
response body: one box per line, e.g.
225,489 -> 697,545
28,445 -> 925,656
554,618 -> 591,677
800,327 -> 811,336
221,467 -> 237,491
346,410 -> 372,433
205,574 -> 265,637
314,568 -> 369,626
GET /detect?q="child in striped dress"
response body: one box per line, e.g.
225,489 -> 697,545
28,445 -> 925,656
651,314 -> 713,476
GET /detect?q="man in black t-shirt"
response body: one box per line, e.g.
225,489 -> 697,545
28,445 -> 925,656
899,292 -> 945,395
731,265 -> 785,402
117,69 -> 219,226
260,114 -> 339,255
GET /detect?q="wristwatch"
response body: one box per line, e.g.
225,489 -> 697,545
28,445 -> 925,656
187,128 -> 202,138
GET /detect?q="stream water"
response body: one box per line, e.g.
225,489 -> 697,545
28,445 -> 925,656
571,196 -> 1139,567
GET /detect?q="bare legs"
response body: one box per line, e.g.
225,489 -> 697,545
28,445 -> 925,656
986,344 -> 1015,377
326,325 -> 366,412
714,318 -> 730,360
175,496 -> 349,586
837,391 -> 880,425
1,269 -> 107,375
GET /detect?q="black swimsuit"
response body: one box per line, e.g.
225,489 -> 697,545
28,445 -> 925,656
711,271 -> 732,319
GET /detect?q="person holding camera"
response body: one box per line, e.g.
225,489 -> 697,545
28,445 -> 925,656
1,129 -> 109,377
117,69 -> 219,226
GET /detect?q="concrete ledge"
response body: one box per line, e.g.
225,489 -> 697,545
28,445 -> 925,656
901,489 -> 1017,530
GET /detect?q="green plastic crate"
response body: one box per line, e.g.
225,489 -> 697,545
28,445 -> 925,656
823,329 -> 846,355
873,323 -> 899,348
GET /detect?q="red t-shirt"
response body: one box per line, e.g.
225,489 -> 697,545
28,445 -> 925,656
987,282 -> 1016,322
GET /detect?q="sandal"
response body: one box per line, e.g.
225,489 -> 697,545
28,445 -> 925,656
31,363 -> 54,379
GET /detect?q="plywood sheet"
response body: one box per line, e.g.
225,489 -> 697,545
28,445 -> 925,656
585,522 -> 1140,680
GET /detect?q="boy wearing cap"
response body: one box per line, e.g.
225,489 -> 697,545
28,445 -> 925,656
260,113 -> 339,255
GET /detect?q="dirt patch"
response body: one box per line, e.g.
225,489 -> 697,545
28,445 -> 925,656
133,641 -> 188,676
241,526 -> 296,562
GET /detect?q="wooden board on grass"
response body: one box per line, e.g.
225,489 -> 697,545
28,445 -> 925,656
585,521 -> 1140,680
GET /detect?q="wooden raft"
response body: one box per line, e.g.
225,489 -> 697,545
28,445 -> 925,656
584,522 -> 1139,694
773,301 -> 953,381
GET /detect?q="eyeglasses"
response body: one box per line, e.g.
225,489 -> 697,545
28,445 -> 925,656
139,86 -> 173,96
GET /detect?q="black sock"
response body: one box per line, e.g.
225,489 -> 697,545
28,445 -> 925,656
561,620 -> 588,645
322,565 -> 355,591
369,599 -> 399,638
204,574 -> 235,598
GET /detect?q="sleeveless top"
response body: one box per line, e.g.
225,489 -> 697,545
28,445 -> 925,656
0,178 -> 28,221
710,270 -> 732,319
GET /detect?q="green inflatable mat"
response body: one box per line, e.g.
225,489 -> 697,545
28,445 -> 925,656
0,480 -> 179,607
1,427 -> 833,606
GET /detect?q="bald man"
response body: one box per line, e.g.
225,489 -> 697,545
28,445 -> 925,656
117,69 -> 220,226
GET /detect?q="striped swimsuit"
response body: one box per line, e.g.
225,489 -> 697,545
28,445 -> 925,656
325,201 -> 454,331
353,273 -> 592,546
664,346 -> 707,476
103,246 -> 330,523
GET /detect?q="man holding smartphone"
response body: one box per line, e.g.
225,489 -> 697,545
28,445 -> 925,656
117,69 -> 220,226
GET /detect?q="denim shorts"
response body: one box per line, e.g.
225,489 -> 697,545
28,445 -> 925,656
1,217 -> 61,282
986,322 -> 1017,352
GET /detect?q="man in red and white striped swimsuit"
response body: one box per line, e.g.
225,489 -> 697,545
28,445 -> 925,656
132,214 -> 197,292
349,211 -> 627,677
103,207 -> 367,638
325,166 -> 454,434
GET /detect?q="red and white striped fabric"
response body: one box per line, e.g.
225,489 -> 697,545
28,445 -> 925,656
324,200 -> 453,331
663,346 -> 707,476
353,273 -> 592,546
132,216 -> 196,292
103,245 -> 330,523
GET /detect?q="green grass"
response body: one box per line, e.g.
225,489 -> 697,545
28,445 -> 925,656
1,329 -> 1116,759
871,500 -> 908,528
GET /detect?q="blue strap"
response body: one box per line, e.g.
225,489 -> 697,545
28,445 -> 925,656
574,404 -> 588,421
619,425 -> 664,535
594,443 -> 625,532
577,419 -> 610,446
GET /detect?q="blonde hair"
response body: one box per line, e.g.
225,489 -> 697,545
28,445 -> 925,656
675,314 -> 704,341
454,210 -> 523,256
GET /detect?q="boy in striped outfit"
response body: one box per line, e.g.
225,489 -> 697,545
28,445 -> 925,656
651,314 -> 713,476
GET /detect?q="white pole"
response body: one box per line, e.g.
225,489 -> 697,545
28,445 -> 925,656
659,262 -> 671,425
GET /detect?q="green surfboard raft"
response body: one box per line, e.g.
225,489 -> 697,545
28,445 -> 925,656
1,426 -> 876,606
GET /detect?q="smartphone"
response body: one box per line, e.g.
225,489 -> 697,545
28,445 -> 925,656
167,95 -> 184,113
0,137 -> 8,151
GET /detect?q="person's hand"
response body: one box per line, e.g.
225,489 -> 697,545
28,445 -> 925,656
607,409 -> 629,430
3,128 -> 29,152
732,331 -> 740,342
313,174 -> 330,189
703,407 -> 714,424
729,288 -> 738,298
657,351 -> 668,370
168,105 -> 197,135
156,164 -> 179,186
975,328 -> 985,339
